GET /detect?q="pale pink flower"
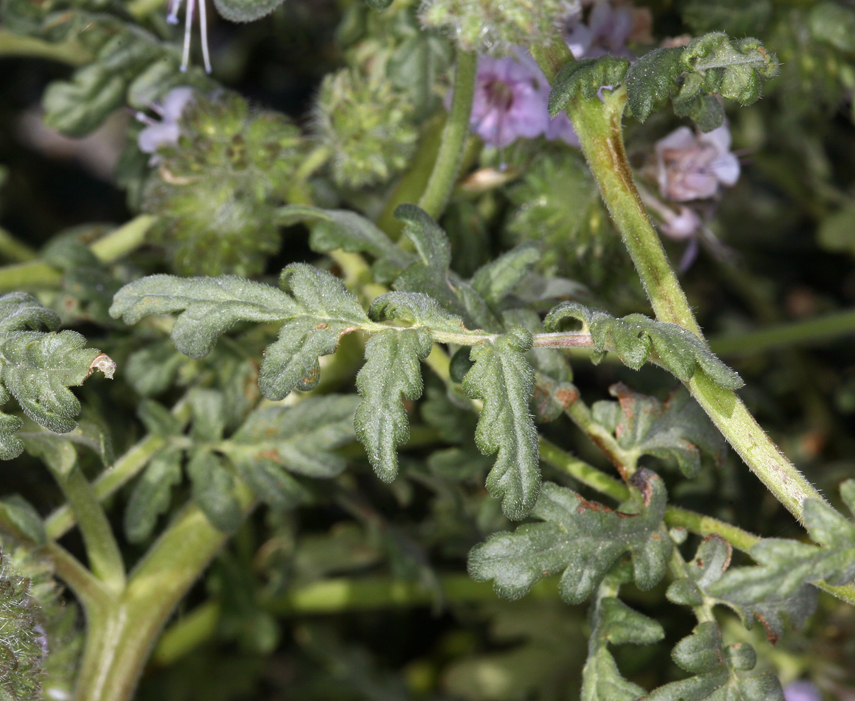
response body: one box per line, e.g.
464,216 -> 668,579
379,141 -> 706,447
137,87 -> 196,156
655,124 -> 740,202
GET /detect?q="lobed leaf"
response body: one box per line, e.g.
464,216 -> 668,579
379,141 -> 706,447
592,384 -> 727,479
625,47 -> 685,122
468,470 -> 672,602
461,328 -> 540,520
544,302 -> 743,390
548,57 -> 630,117
355,328 -> 432,482
709,481 -> 855,607
581,593 -> 664,701
369,292 -> 467,334
470,244 -> 541,311
643,621 -> 784,700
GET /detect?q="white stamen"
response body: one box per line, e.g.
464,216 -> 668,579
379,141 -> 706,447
167,0 -> 181,24
181,0 -> 195,72
198,0 -> 212,74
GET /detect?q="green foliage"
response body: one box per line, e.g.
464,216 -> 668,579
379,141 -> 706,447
809,1 -> 855,55
709,480 -> 855,608
667,535 -> 817,645
125,449 -> 183,543
355,329 -> 432,482
644,622 -> 783,700
110,264 -> 370,401
468,470 -> 672,602
545,302 -> 743,390
144,90 -> 304,276
461,328 -> 540,521
680,0 -> 772,37
591,384 -> 727,479
625,33 -> 779,130
581,588 -> 665,701
0,293 -> 108,460
547,57 -> 631,118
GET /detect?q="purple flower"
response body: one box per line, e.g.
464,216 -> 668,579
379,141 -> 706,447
166,0 -> 212,73
655,124 -> 740,202
137,87 -> 196,156
467,53 -> 579,148
564,0 -> 636,59
783,681 -> 822,701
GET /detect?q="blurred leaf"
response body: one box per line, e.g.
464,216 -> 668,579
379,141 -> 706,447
470,244 -> 541,311
468,470 -> 672,603
809,1 -> 855,55
212,0 -> 285,22
187,450 -> 243,533
125,449 -> 183,543
817,203 -> 855,257
0,496 -> 46,545
462,328 -> 540,520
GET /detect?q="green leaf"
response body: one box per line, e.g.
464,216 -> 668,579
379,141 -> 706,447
470,244 -> 541,311
681,33 -> 779,106
0,495 -> 46,546
212,0 -> 285,22
462,328 -> 540,520
681,0 -> 772,37
137,399 -> 183,438
223,394 -> 359,481
124,449 -> 182,543
544,302 -> 743,390
672,91 -> 725,133
189,389 -> 227,443
363,0 -> 393,9
468,470 -> 672,602
187,450 -> 244,533
625,48 -> 685,123
582,594 -> 664,701
369,292 -> 468,334
278,205 -> 414,283
548,57 -> 630,117
592,384 -> 727,479
644,622 -> 783,700
708,482 -> 855,620
810,1 -> 855,54
110,275 -> 299,358
355,329 -> 432,482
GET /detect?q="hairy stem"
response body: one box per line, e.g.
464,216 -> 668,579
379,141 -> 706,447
417,49 -> 477,219
545,79 -> 826,521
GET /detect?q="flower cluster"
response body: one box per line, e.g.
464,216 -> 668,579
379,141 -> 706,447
469,53 -> 578,148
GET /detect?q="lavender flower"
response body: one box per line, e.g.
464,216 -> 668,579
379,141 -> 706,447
783,681 -> 822,701
137,87 -> 196,156
655,124 -> 740,202
469,53 -> 578,148
166,0 -> 212,73
564,0 -> 636,59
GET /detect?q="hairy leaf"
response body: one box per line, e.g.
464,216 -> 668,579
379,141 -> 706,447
666,535 -> 817,644
468,470 -> 672,602
592,384 -> 726,478
369,292 -> 468,334
544,302 -> 742,390
625,48 -> 684,122
548,57 -> 630,117
681,33 -> 779,106
0,495 -> 46,546
355,328 -> 432,482
124,449 -> 183,543
462,328 -> 540,520
709,481 -> 855,606
582,594 -> 664,701
644,622 -> 783,700
470,244 -> 541,311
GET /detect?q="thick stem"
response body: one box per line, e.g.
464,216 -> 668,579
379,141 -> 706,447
73,484 -> 256,701
417,49 -> 477,220
552,82 -> 826,521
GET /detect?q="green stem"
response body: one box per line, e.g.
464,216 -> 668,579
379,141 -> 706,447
0,226 -> 37,262
417,49 -> 477,220
549,80 -> 826,521
0,28 -> 92,64
709,309 -> 855,356
50,465 -> 126,594
0,215 -> 155,292
73,484 -> 256,701
46,397 -> 192,540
